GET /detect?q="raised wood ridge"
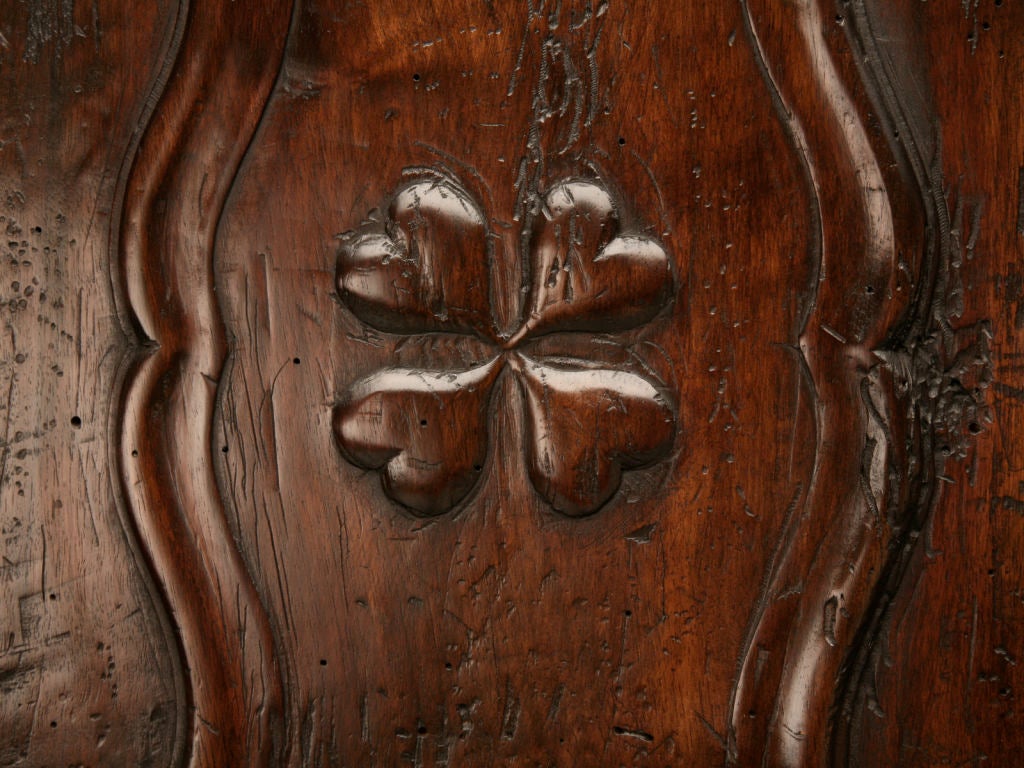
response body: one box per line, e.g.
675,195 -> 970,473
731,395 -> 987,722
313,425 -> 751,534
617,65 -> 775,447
116,0 -> 294,765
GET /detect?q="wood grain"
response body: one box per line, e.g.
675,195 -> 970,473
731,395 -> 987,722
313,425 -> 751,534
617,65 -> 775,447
0,2 -> 181,765
117,0 -> 293,764
730,1 -> 928,764
852,1 -> 1024,765
2,1 -> 1022,766
216,1 -> 813,763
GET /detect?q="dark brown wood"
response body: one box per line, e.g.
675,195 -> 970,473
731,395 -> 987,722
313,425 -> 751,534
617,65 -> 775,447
117,0 -> 292,764
854,3 -> 1024,765
334,174 -> 676,517
2,1 -> 1022,766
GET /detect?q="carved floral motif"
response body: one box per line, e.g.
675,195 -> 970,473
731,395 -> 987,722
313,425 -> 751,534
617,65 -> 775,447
333,173 -> 676,517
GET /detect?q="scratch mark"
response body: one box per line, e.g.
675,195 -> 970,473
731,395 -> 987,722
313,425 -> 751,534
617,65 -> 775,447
1016,167 -> 1024,237
820,323 -> 848,344
625,522 -> 656,543
613,725 -> 654,742
500,677 -> 520,740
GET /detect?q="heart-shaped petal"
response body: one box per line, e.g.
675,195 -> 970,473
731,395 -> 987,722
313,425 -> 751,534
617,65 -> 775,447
337,177 -> 495,339
512,355 -> 677,516
510,179 -> 673,343
334,359 -> 502,515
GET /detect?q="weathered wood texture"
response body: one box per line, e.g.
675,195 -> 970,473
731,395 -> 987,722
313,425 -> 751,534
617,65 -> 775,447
854,3 -> 1024,766
0,1 -> 181,765
1,1 -> 1021,766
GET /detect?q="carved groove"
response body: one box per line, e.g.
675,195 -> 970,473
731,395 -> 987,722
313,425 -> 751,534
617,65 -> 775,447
116,0 -> 293,765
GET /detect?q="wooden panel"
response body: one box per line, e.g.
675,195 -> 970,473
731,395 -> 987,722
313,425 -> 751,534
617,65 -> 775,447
0,1 -> 181,765
1,1 -> 1022,766
216,1 -> 808,765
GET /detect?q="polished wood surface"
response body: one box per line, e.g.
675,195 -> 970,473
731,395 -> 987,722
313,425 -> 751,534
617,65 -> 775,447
1,1 -> 1021,766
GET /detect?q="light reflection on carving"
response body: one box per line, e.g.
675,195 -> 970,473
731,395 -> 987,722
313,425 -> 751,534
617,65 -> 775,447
333,173 -> 677,517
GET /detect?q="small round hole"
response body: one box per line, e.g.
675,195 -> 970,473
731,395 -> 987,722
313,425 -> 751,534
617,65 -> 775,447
221,446 -> 229,454
412,73 -> 421,82
293,357 -> 300,365
50,721 -> 57,729
70,416 -> 82,428
319,659 -> 327,666
131,450 -> 138,457
617,136 -> 626,146
420,419 -> 428,427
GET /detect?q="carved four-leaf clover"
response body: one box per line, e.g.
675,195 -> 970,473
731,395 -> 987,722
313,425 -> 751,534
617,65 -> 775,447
334,174 -> 676,517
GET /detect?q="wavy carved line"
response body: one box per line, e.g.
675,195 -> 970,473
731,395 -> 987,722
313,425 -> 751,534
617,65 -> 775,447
106,2 -> 193,763
116,0 -> 293,765
828,4 -> 975,764
729,1 -> 937,765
